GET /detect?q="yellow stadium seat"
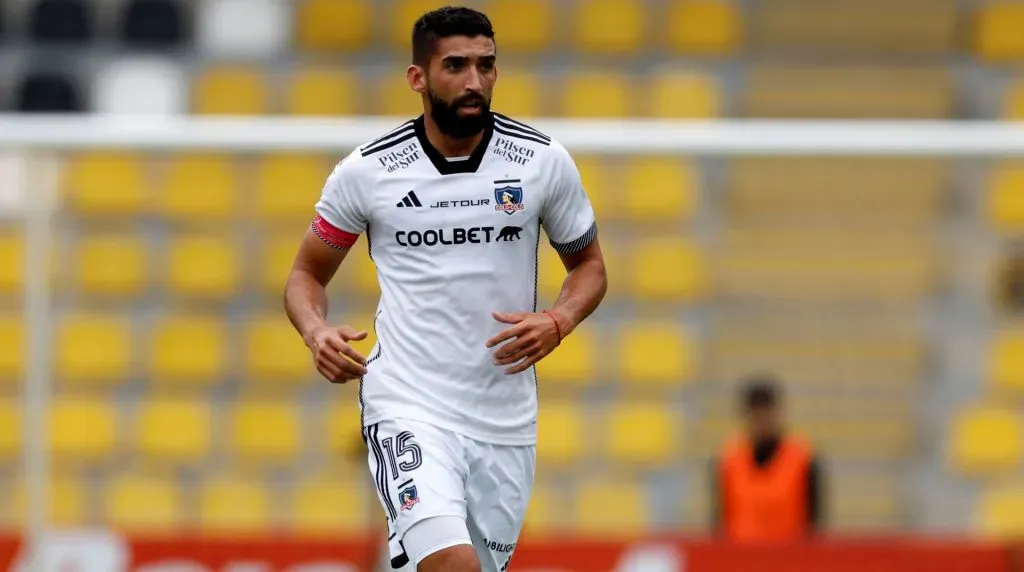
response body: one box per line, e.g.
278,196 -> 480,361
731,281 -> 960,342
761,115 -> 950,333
255,154 -> 329,222
50,397 -> 117,463
199,474 -> 271,533
136,396 -> 211,464
991,330 -> 1024,392
55,313 -> 132,385
989,164 -> 1024,232
262,233 -> 299,295
486,0 -> 552,53
630,238 -> 706,300
651,71 -> 719,118
571,155 -> 608,217
296,0 -> 370,51
105,473 -> 182,532
574,479 -> 649,534
0,399 -> 19,459
666,0 -> 742,55
573,0 -> 645,54
290,477 -> 367,533
561,72 -> 631,118
977,485 -> 1024,538
14,477 -> 86,527
165,234 -> 239,298
523,483 -> 564,534
74,234 -> 146,297
536,244 -> 565,301
63,153 -> 147,215
150,315 -> 226,386
231,400 -> 301,464
1005,81 -> 1024,120
949,406 -> 1022,475
390,0 -> 443,49
975,3 -> 1024,61
193,66 -> 268,115
536,402 -> 585,465
622,158 -> 697,222
344,248 -> 380,298
493,69 -> 541,117
618,322 -> 693,386
287,69 -> 358,116
377,73 -> 422,117
0,315 -> 24,382
245,316 -> 311,384
0,232 -> 23,294
326,399 -> 364,457
161,154 -> 237,221
606,404 -> 678,466
535,325 -> 595,387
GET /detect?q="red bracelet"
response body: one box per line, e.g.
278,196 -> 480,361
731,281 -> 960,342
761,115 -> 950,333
543,310 -> 562,344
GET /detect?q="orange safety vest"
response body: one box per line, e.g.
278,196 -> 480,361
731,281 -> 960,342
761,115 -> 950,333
720,434 -> 812,543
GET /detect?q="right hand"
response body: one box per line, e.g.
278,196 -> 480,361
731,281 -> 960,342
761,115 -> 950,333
306,324 -> 369,383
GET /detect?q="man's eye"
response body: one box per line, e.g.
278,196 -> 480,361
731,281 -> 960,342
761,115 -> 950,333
446,61 -> 462,70
479,61 -> 494,72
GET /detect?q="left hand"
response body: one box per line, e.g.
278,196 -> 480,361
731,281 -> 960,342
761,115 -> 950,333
485,311 -> 564,375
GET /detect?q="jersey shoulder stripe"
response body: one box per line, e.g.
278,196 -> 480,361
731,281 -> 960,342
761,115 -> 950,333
494,124 -> 550,147
493,113 -> 550,142
359,120 -> 416,156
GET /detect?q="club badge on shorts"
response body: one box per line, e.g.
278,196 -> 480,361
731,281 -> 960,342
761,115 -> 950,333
399,484 -> 420,511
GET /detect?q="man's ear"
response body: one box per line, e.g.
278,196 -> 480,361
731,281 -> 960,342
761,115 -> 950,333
407,65 -> 426,94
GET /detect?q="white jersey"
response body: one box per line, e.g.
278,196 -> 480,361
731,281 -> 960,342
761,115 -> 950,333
312,113 -> 597,445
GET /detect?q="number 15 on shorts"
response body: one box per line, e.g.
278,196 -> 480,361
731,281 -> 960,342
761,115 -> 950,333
365,424 -> 424,518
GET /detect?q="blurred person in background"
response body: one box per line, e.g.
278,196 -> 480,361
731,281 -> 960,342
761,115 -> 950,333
711,376 -> 823,542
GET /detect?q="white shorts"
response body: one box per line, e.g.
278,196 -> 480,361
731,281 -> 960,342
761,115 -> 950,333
363,418 -> 536,571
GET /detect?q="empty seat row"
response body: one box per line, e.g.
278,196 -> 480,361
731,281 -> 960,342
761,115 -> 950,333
0,472 -> 370,533
0,396 -> 688,467
8,62 -> 977,119
3,0 -> 186,45
54,152 -> 703,221
0,232 -> 706,302
299,0 -> 740,56
98,64 -> 720,118
0,314 -> 697,387
0,469 -> 909,534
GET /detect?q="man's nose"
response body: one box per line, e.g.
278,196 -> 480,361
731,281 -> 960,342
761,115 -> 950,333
464,68 -> 483,92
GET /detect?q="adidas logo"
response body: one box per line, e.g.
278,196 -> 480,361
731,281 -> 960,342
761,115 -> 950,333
396,190 -> 422,208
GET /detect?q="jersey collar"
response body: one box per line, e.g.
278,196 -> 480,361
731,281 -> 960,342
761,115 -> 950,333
414,114 -> 493,175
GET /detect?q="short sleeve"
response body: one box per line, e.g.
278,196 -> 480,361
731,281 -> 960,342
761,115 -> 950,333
542,143 -> 598,255
313,155 -> 367,249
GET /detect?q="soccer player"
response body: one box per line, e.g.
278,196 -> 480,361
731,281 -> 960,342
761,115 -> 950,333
284,6 -> 607,572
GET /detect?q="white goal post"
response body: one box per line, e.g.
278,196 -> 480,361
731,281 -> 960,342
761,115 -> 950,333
2,116 -> 1024,155
2,114 -> 1024,568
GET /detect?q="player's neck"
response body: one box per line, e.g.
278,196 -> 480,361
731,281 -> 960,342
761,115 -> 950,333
422,114 -> 486,158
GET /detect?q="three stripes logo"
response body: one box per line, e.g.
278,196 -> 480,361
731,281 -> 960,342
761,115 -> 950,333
396,190 -> 422,208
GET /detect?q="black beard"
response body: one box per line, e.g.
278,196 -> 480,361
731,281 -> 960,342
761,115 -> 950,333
428,89 -> 491,139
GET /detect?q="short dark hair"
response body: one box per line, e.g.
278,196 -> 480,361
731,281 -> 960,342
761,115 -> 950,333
412,6 -> 495,66
742,376 -> 780,410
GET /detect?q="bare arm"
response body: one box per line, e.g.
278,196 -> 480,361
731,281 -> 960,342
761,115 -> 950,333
284,229 -> 367,382
285,228 -> 346,341
548,237 -> 608,337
